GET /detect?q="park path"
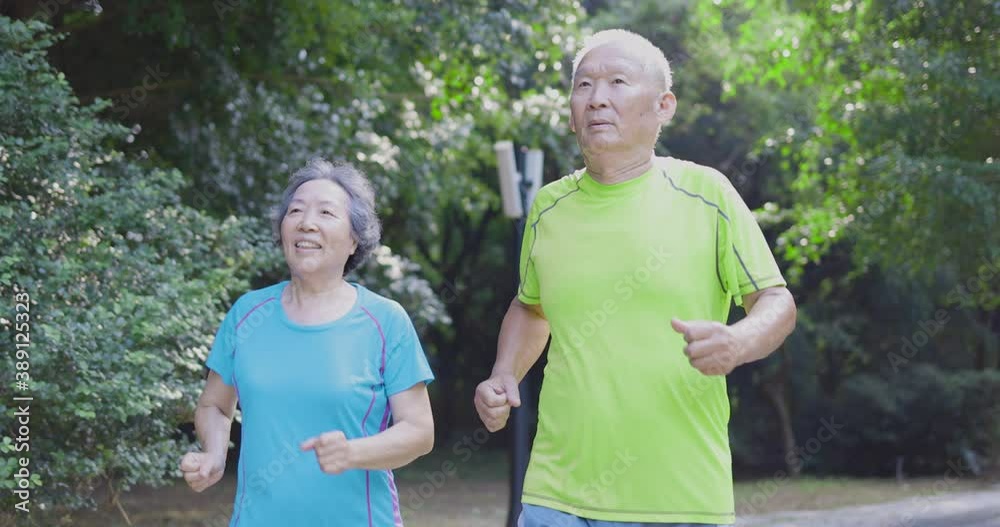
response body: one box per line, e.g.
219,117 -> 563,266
737,483 -> 1000,527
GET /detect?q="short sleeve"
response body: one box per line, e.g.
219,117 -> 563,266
719,184 -> 786,307
383,306 -> 435,396
205,302 -> 239,386
517,199 -> 542,305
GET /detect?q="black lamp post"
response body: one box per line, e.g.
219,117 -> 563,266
494,141 -> 543,527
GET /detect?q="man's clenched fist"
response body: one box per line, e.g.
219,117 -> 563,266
474,373 -> 521,432
180,451 -> 226,493
671,318 -> 745,376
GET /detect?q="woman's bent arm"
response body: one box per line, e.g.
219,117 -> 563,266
301,382 -> 433,472
196,371 -> 238,458
181,371 -> 237,492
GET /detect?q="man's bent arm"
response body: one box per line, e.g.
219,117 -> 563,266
733,286 -> 797,365
492,298 -> 551,381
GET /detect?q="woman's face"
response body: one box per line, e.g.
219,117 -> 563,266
280,179 -> 357,278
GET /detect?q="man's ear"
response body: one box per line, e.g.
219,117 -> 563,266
656,91 -> 677,126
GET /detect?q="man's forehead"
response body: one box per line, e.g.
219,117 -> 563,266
575,44 -> 648,76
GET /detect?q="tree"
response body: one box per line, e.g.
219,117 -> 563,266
29,0 -> 585,437
0,15 -> 455,520
587,0 -> 1000,476
693,0 -> 999,293
688,0 -> 1000,473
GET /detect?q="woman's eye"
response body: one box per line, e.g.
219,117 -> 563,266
322,210 -> 334,216
288,208 -> 301,214
577,81 -> 591,88
613,78 -> 626,85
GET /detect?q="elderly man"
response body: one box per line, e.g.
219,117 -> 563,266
474,30 -> 797,526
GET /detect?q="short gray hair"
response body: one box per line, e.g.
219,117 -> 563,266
272,157 -> 381,274
572,29 -> 673,92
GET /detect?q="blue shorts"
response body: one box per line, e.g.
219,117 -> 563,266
518,504 -> 726,527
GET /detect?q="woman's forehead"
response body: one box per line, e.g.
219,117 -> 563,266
292,179 -> 348,203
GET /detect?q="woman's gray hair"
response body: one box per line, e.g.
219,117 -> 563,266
271,157 -> 382,274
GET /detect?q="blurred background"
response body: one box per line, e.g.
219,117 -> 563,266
0,0 -> 998,525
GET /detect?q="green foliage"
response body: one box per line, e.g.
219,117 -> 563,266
829,365 -> 1000,475
0,17 -> 265,512
94,0 -> 585,436
596,0 -> 1000,476
351,245 -> 452,336
4,0 -> 996,505
100,0 -> 586,223
693,0 -> 999,294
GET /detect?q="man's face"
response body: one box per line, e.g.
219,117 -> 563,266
569,43 -> 674,157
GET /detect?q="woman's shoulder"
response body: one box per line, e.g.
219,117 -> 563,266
227,282 -> 286,317
354,284 -> 411,326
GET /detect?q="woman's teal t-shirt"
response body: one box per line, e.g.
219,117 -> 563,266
206,281 -> 434,527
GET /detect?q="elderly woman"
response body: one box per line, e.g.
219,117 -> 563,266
180,158 -> 435,526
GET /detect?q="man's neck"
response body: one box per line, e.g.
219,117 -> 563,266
584,151 -> 656,185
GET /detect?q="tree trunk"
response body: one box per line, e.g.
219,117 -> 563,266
761,347 -> 800,477
974,309 -> 999,370
988,310 -> 1000,370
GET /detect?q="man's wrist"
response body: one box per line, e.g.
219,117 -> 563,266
490,365 -> 519,380
730,321 -> 761,366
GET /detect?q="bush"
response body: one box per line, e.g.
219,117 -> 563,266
0,17 -> 264,515
0,19 -> 452,520
828,365 -> 1000,475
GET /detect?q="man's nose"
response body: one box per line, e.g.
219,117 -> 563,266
587,82 -> 610,109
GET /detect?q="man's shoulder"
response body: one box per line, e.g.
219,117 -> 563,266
538,169 -> 585,200
529,169 -> 585,215
656,156 -> 741,206
657,156 -> 733,190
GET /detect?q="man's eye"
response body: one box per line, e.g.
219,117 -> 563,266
613,78 -> 626,85
323,210 -> 335,216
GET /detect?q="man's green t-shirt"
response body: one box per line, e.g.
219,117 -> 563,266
517,156 -> 786,524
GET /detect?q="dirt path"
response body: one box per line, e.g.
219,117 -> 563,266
737,483 -> 1000,527
27,473 -> 1000,527
39,474 -> 509,527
